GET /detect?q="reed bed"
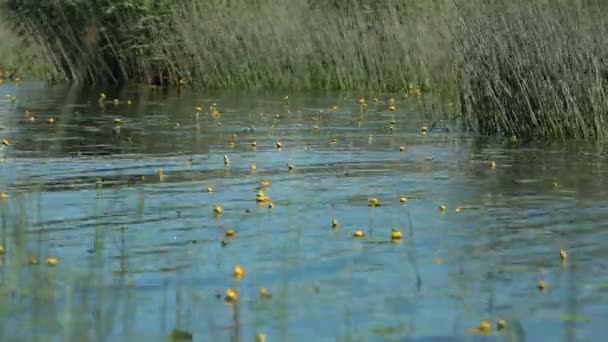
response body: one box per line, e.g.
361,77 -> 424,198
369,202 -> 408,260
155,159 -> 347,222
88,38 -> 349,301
3,0 -> 608,141
0,6 -> 59,80
453,0 -> 608,141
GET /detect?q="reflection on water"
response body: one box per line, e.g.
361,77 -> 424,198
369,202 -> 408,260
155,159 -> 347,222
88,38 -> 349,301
0,82 -> 607,341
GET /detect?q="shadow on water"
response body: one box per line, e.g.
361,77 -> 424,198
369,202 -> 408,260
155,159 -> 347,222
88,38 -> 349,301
0,82 -> 606,341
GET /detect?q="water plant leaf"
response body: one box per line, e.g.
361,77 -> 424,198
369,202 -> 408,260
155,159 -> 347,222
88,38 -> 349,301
559,315 -> 591,323
169,328 -> 193,341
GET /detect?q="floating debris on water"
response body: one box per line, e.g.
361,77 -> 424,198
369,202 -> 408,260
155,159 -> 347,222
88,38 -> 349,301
46,257 -> 58,266
331,219 -> 339,229
213,205 -> 223,215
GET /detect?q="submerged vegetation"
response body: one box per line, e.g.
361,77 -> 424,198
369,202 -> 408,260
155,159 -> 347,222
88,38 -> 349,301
3,0 -> 608,141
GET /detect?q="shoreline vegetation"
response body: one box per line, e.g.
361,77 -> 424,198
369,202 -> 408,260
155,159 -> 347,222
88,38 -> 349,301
2,0 -> 608,141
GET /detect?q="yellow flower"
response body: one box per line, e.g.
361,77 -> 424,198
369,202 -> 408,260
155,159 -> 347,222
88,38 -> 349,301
368,198 -> 380,207
225,289 -> 238,302
331,219 -> 339,229
233,265 -> 245,279
260,288 -> 272,299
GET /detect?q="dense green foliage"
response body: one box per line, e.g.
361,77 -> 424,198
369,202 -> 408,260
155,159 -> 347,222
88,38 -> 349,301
3,0 -> 608,141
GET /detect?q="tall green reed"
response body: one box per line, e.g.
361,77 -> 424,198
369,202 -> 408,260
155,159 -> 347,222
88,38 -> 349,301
450,0 -> 608,141
4,0 -> 608,141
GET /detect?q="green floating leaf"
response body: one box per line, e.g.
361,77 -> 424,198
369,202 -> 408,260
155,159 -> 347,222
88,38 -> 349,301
363,240 -> 394,245
559,315 -> 591,323
169,328 -> 193,341
500,265 -> 530,273
372,324 -> 409,338
591,283 -> 608,290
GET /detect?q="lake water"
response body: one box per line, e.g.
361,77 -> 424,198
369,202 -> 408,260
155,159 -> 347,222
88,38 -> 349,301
1,81 -> 607,341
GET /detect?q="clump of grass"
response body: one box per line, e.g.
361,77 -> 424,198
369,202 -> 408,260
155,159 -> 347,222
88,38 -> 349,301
450,0 -> 608,141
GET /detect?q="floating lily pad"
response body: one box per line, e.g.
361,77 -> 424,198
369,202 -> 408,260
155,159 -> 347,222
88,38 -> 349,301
591,283 -> 608,290
363,240 -> 394,245
500,265 -> 529,273
170,328 -> 193,341
559,315 -> 591,323
372,324 -> 410,338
